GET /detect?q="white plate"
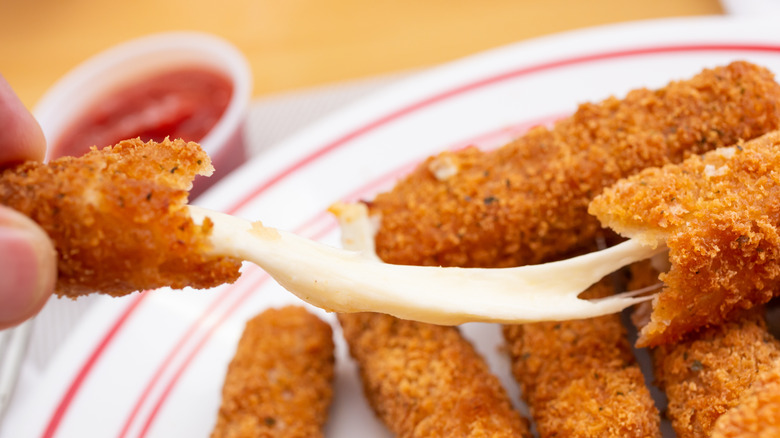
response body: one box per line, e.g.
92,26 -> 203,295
7,15 -> 780,438
720,0 -> 780,16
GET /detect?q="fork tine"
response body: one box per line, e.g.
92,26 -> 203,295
0,320 -> 33,421
0,330 -> 10,363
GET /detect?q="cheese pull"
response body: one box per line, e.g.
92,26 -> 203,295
590,131 -> 780,347
189,203 -> 663,325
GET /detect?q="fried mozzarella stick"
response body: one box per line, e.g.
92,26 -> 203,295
629,261 -> 780,438
211,306 -> 335,438
0,135 -> 653,321
338,312 -> 532,438
336,62 -> 778,437
591,131 -> 780,347
503,278 -> 661,437
711,358 -> 780,438
334,212 -> 532,437
371,61 -> 780,269
361,62 -> 776,436
650,311 -> 779,437
0,138 -> 241,298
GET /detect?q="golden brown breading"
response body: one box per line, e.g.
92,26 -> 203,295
357,63 -> 780,437
0,138 -> 241,298
651,311 -> 780,438
371,61 -> 780,270
592,131 -> 780,347
711,359 -> 780,438
503,278 -> 661,438
338,312 -> 532,438
211,306 -> 335,438
628,261 -> 780,438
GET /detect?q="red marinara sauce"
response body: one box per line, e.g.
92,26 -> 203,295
52,67 -> 233,158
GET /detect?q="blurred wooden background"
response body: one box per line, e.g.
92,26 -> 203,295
1,0 -> 722,108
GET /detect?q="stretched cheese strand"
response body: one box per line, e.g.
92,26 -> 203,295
333,202 -> 533,437
188,203 -> 662,325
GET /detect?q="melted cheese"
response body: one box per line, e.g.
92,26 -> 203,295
188,204 -> 665,324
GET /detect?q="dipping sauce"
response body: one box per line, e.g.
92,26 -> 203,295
52,67 -> 233,158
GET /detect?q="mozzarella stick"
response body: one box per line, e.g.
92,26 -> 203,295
338,312 -> 532,438
371,61 -> 780,270
346,62 -> 780,437
628,261 -> 780,438
211,306 -> 335,438
0,137 -> 241,298
503,278 -> 661,438
592,131 -> 780,347
711,358 -> 780,438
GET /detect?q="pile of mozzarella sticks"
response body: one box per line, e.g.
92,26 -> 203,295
212,61 -> 780,437
3,61 -> 778,437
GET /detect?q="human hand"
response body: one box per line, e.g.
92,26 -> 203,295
0,75 -> 56,329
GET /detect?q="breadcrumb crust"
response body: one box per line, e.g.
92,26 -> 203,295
338,312 -> 532,438
359,61 -> 780,437
211,306 -> 335,438
503,279 -> 661,437
711,359 -> 780,438
371,61 -> 780,270
653,311 -> 780,438
592,131 -> 780,347
0,138 -> 242,298
629,261 -> 780,438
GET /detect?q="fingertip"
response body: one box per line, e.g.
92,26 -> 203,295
0,75 -> 47,166
0,206 -> 56,329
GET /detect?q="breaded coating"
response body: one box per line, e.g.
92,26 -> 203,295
212,306 -> 335,438
0,138 -> 241,298
338,312 -> 532,438
371,61 -> 780,269
503,278 -> 661,438
356,63 -> 780,437
629,261 -> 780,438
650,311 -> 780,437
711,359 -> 780,438
591,131 -> 780,347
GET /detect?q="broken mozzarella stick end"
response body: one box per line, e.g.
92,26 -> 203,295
0,138 -> 242,298
590,130 -> 780,347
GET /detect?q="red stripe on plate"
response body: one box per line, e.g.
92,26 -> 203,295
226,44 -> 780,214
338,113 -> 566,203
41,293 -> 147,438
116,267 -> 266,438
137,225 -> 335,437
130,116 -> 552,435
121,97 -> 564,437
42,42 -> 780,437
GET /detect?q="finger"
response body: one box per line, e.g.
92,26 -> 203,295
0,75 -> 46,167
0,206 -> 56,329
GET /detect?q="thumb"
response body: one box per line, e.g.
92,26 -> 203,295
0,205 -> 56,329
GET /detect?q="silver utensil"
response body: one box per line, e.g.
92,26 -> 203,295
0,320 -> 32,422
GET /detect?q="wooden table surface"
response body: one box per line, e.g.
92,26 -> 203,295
1,0 -> 723,108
